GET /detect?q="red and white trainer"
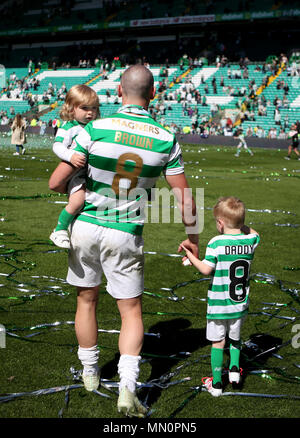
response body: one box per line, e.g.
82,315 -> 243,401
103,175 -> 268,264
201,377 -> 222,397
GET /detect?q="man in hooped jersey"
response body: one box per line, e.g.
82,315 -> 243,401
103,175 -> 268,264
49,65 -> 199,417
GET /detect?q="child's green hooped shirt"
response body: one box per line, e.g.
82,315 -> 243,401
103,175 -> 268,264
53,119 -> 85,162
202,233 -> 260,320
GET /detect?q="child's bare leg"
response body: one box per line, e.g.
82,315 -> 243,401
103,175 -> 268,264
50,186 -> 85,248
49,161 -> 75,193
212,339 -> 226,349
65,187 -> 85,215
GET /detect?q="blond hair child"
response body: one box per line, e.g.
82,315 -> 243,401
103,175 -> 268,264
181,196 -> 260,396
50,84 -> 99,248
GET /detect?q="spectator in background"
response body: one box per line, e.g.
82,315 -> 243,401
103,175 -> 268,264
283,115 -> 289,130
256,126 -> 265,138
258,102 -> 266,116
52,118 -> 60,136
42,91 -> 50,104
1,114 -> 9,125
28,59 -> 35,75
283,82 -> 289,95
246,126 -> 253,137
274,107 -> 281,125
285,124 -> 300,160
268,127 -> 277,139
11,113 -> 26,155
40,120 -> 47,135
282,96 -> 289,108
9,71 -> 16,83
278,129 -> 287,139
30,117 -> 38,127
220,116 -> 227,131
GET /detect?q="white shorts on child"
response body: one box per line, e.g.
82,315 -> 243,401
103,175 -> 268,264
206,316 -> 246,342
67,168 -> 85,195
67,220 -> 144,299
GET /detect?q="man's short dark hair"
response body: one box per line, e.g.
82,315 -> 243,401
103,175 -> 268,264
121,65 -> 154,100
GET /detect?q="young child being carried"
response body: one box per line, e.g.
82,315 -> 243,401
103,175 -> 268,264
49,84 -> 99,248
181,196 -> 260,397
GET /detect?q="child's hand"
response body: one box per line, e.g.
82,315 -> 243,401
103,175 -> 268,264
180,244 -> 193,266
71,152 -> 86,168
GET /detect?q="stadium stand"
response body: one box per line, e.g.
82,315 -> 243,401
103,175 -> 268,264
1,57 -> 300,138
4,0 -> 300,31
1,0 -> 300,138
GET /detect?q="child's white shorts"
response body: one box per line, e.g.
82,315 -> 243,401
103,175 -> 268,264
67,220 -> 144,299
206,316 -> 246,342
67,169 -> 85,195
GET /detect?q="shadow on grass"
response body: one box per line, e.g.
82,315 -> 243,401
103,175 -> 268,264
100,326 -> 283,407
140,318 -> 208,406
101,318 -> 208,407
222,333 -> 283,390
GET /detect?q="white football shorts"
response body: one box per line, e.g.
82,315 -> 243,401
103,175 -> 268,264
67,168 -> 85,195
67,220 -> 144,299
206,316 -> 246,342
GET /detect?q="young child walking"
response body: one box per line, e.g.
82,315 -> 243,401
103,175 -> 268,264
49,84 -> 99,249
181,196 -> 260,396
234,129 -> 253,157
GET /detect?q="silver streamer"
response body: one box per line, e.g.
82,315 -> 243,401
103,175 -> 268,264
0,384 -> 82,404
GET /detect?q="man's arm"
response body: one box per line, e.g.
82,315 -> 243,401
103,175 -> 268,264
48,161 -> 77,193
165,172 -> 199,258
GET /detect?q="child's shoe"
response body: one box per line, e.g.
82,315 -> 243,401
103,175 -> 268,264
49,229 -> 70,249
229,366 -> 242,384
201,377 -> 222,397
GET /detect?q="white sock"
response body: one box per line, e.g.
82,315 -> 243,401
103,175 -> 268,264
118,354 -> 141,393
78,345 -> 99,375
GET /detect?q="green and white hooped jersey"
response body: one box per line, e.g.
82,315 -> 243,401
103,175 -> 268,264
53,120 -> 85,162
238,134 -> 246,144
203,233 -> 260,320
74,105 -> 184,235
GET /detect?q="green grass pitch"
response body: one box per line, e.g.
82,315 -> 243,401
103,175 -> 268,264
0,133 -> 300,419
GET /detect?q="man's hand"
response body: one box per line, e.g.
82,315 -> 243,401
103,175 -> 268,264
180,243 -> 193,265
70,152 -> 86,168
